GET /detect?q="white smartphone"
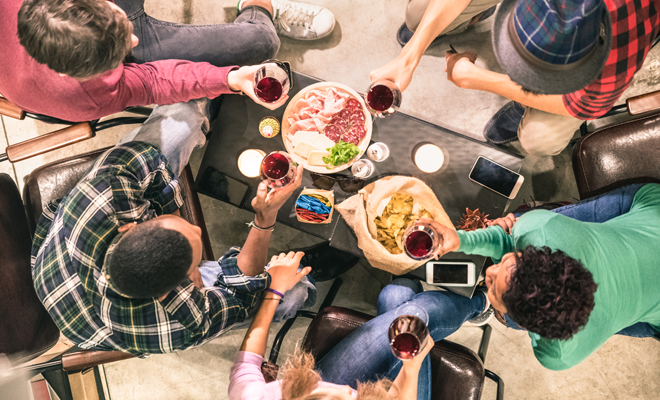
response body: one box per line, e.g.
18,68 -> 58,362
469,156 -> 524,199
426,261 -> 476,287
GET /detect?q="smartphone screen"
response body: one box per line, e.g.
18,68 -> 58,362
469,156 -> 520,197
197,166 -> 250,207
432,263 -> 469,284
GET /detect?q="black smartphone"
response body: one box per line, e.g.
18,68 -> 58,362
196,166 -> 251,207
469,156 -> 524,199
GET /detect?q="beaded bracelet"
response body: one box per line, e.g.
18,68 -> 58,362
247,220 -> 275,232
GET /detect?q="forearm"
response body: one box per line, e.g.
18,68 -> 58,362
457,226 -> 513,262
236,224 -> 274,277
121,61 -> 238,107
400,0 -> 472,67
469,69 -> 571,116
239,296 -> 279,356
390,365 -> 419,399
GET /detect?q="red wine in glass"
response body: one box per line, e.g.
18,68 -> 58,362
405,231 -> 433,259
403,221 -> 441,260
254,63 -> 290,103
260,151 -> 295,188
365,80 -> 402,117
256,77 -> 283,103
388,315 -> 430,360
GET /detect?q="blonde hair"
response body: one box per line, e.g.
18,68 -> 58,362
280,349 -> 398,400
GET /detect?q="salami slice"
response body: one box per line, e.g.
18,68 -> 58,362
348,109 -> 366,125
329,116 -> 347,127
349,124 -> 367,140
337,108 -> 352,120
324,124 -> 344,143
346,98 -> 361,110
341,132 -> 360,145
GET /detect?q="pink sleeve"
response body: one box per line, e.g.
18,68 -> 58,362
80,61 -> 238,111
228,351 -> 269,400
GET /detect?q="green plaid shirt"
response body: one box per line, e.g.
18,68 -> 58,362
31,142 -> 268,355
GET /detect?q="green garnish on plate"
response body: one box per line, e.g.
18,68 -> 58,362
322,141 -> 361,168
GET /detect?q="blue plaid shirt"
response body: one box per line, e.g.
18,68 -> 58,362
31,142 -> 269,355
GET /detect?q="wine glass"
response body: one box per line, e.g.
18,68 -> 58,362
254,63 -> 291,103
402,220 -> 443,260
260,151 -> 295,188
388,303 -> 430,360
365,80 -> 402,117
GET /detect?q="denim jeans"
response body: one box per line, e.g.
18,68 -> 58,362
117,98 -> 209,176
507,183 -> 659,338
315,279 -> 487,400
116,0 -> 280,66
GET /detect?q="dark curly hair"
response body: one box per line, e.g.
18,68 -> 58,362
502,246 -> 598,340
106,220 -> 193,298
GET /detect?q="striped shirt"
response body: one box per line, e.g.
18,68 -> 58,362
31,142 -> 268,355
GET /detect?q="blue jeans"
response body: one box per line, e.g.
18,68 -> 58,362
508,183 -> 658,338
315,279 -> 487,400
116,0 -> 279,66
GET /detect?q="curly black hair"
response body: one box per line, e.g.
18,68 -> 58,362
106,220 -> 193,298
502,246 -> 598,340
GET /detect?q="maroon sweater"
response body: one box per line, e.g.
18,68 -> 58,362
0,0 -> 237,122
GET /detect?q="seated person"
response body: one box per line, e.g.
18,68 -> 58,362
228,252 -> 434,400
426,182 -> 660,370
1,0 -> 334,121
31,98 -> 320,355
371,0 -> 660,156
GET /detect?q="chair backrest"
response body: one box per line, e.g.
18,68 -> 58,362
0,173 -> 59,364
573,112 -> 660,199
302,306 -> 486,400
23,147 -> 214,260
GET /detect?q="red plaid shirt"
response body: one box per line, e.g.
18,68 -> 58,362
563,0 -> 660,120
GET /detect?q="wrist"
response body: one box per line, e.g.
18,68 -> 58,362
227,68 -> 242,93
255,213 -> 276,227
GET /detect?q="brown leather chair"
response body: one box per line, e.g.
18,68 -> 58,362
573,91 -> 660,199
0,147 -> 214,399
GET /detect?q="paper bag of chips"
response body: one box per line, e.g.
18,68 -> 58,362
296,188 -> 334,224
336,176 -> 454,275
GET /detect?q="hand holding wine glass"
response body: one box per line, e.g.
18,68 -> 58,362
417,218 -> 460,260
251,164 -> 303,227
227,64 -> 289,110
369,55 -> 416,92
401,336 -> 435,371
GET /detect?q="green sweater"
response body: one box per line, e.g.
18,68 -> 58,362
457,184 -> 660,370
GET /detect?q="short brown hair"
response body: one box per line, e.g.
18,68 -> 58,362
18,0 -> 133,79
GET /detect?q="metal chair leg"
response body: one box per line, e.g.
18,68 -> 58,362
478,324 -> 493,363
485,369 -> 505,400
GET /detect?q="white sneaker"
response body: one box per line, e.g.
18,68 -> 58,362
466,285 -> 493,326
271,0 -> 336,40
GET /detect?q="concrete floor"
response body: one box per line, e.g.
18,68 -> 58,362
3,0 -> 660,398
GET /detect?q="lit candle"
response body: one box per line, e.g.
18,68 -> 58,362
414,144 -> 444,173
238,149 -> 266,178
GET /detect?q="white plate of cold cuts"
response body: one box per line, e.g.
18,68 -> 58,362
282,82 -> 373,173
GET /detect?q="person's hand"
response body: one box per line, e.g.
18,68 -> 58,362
369,56 -> 416,92
417,218 -> 460,259
227,64 -> 289,110
445,50 -> 479,89
188,266 -> 204,289
267,251 -> 312,294
251,165 -> 303,227
401,336 -> 435,371
487,213 -> 518,233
